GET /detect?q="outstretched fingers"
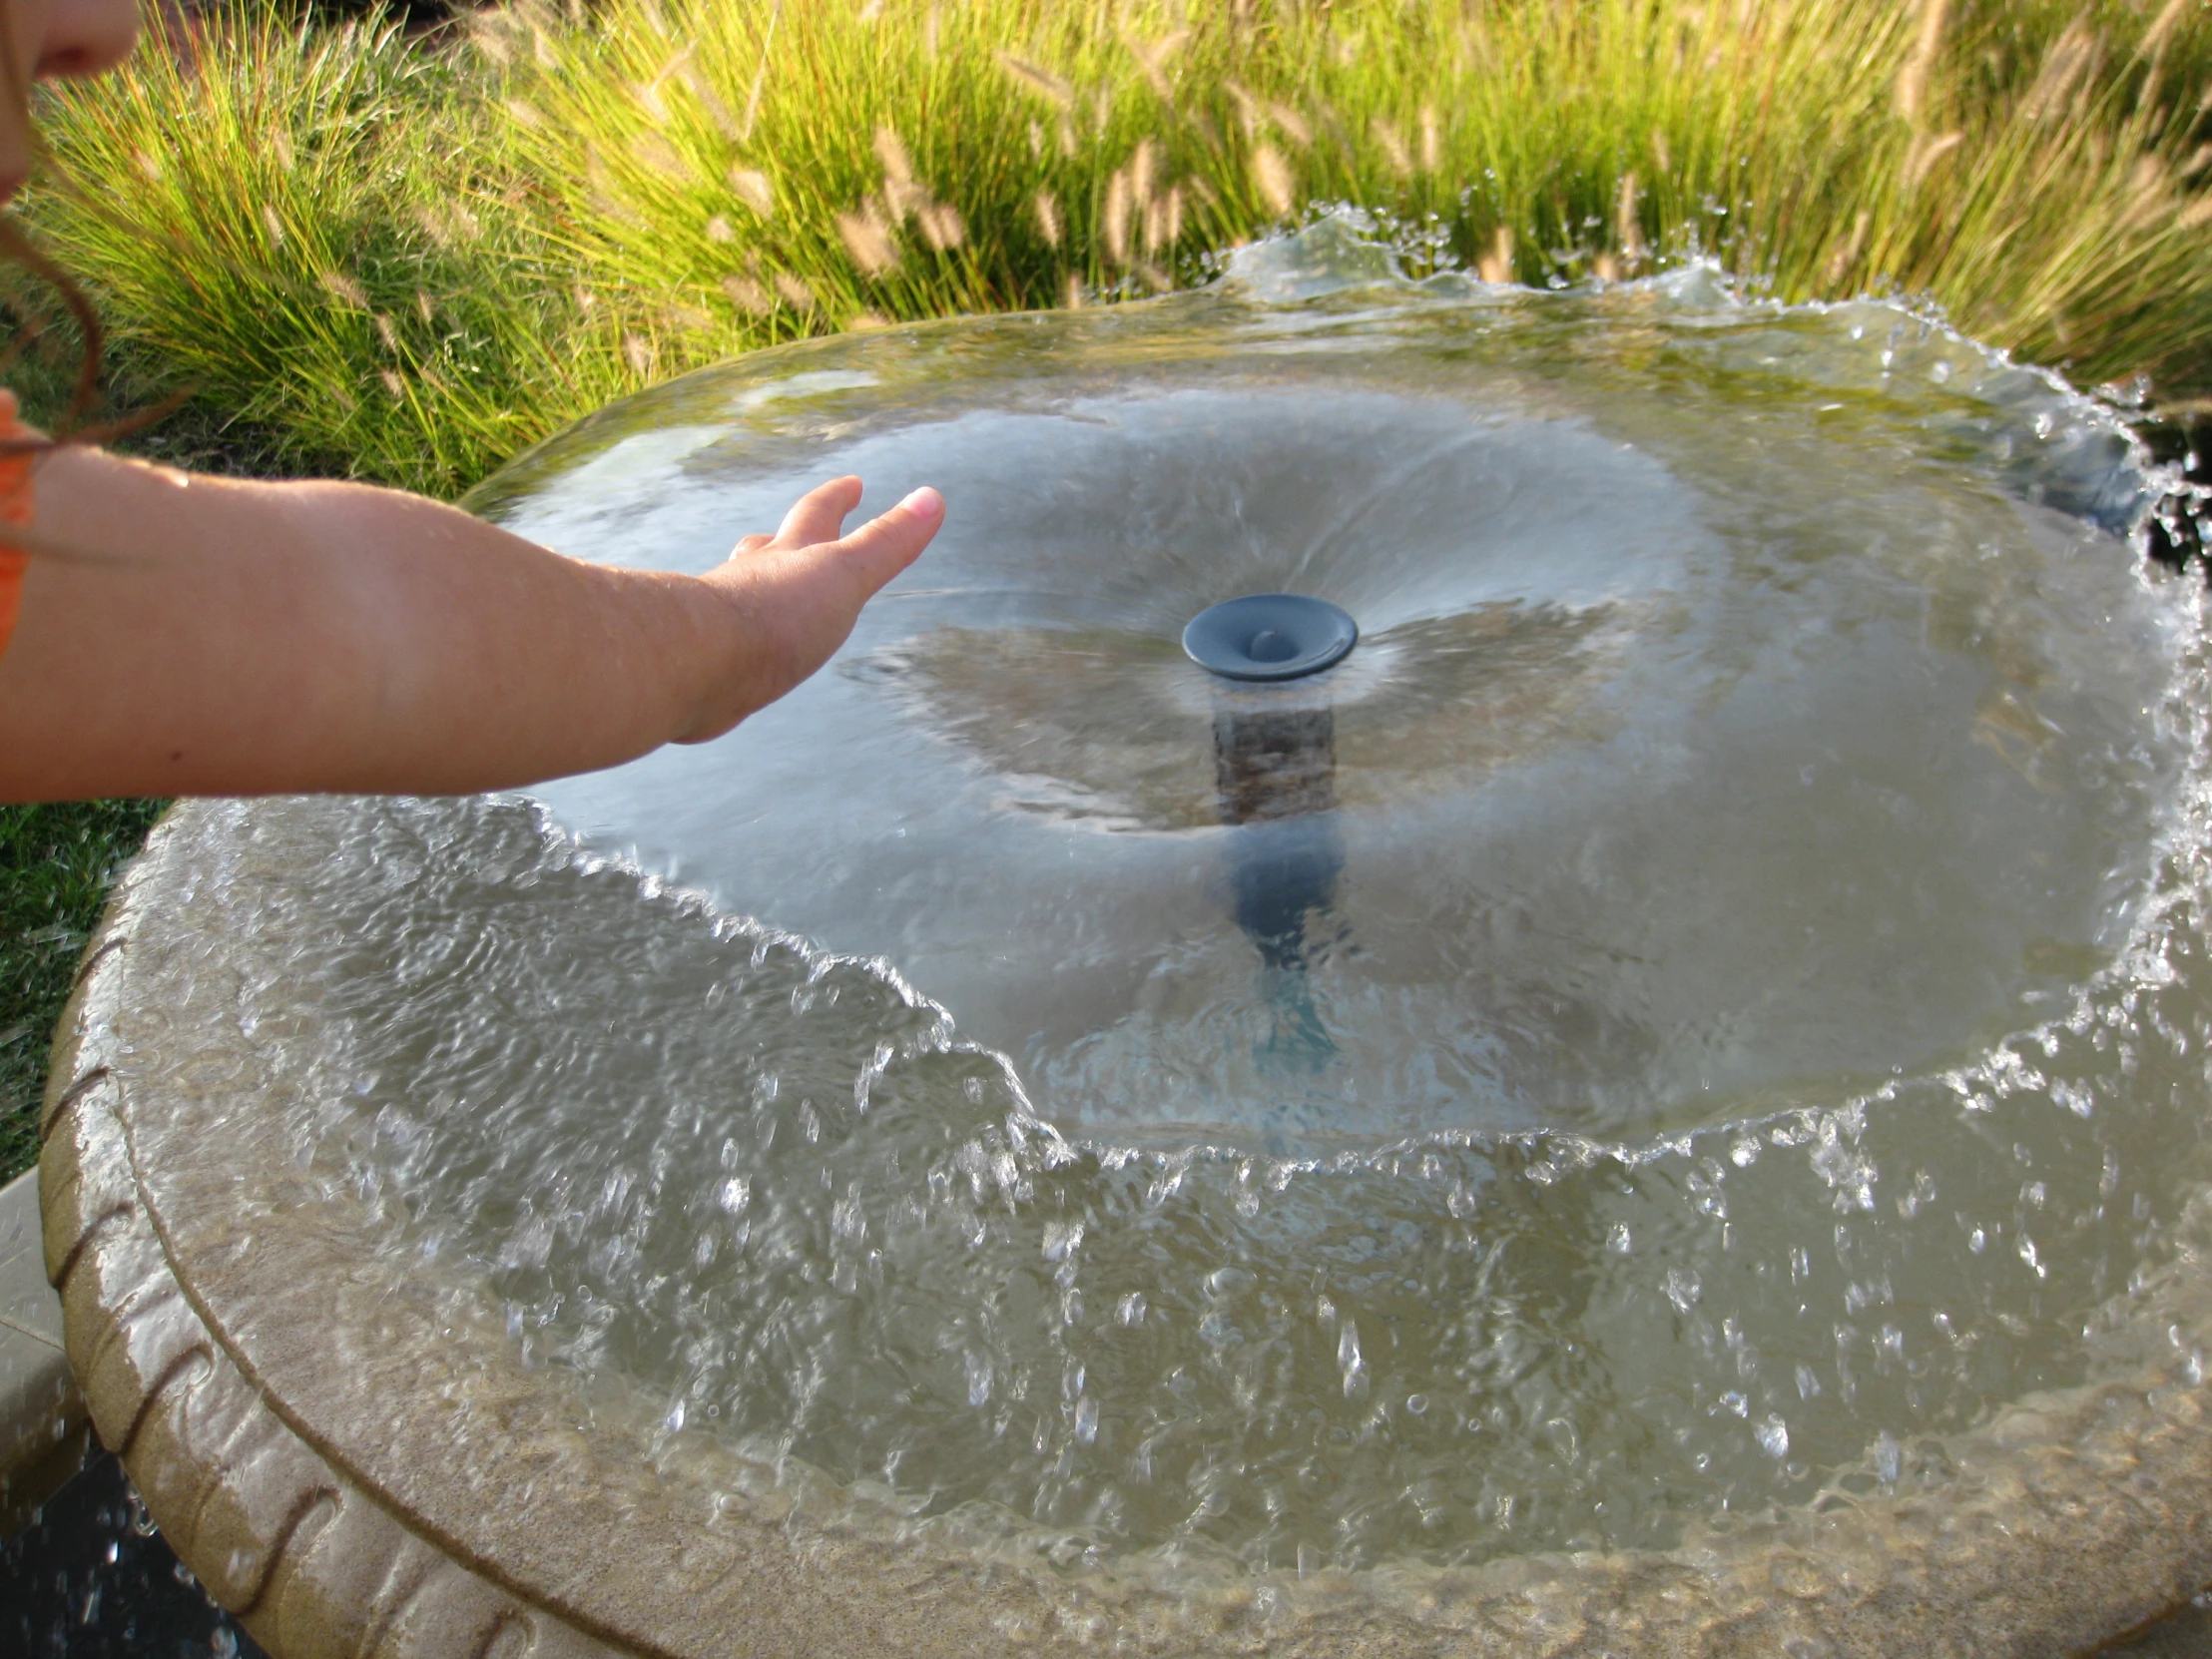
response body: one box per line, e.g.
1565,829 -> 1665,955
748,476 -> 941,601
680,479 -> 945,745
821,486 -> 942,597
774,474 -> 865,547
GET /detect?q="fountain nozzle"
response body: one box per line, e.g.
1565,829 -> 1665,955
1183,594 -> 1358,682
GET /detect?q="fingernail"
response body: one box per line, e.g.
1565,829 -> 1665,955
897,486 -> 943,522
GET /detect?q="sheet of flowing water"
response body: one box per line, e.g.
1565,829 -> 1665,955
224,224 -> 2212,1577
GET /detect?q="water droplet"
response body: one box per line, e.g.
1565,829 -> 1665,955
1666,1268 -> 1702,1313
1756,1414 -> 1790,1458
1875,1429 -> 1902,1483
1338,1321 -> 1366,1396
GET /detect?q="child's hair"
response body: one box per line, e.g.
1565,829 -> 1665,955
0,0 -> 187,474
0,217 -> 110,453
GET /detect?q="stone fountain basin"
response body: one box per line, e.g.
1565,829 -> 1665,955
39,228 -> 2212,1657
38,857 -> 2212,1653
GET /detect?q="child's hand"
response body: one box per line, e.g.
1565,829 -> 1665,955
677,475 -> 942,744
0,450 -> 943,802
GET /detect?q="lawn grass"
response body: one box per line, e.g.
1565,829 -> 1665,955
3,0 -> 2212,1181
0,802 -> 165,1183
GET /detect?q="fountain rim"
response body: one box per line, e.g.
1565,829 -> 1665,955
35,797 -> 2212,1659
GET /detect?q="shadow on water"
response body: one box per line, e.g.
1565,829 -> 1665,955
0,1449 -> 267,1659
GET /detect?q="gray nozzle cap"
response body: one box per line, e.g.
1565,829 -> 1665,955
1183,594 -> 1358,682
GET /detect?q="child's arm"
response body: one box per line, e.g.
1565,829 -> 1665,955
0,445 -> 940,802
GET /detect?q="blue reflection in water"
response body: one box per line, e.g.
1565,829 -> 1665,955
1215,706 -> 1343,1070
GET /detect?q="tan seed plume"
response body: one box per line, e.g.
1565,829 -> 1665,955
999,53 -> 1073,108
1252,144 -> 1295,217
682,69 -> 740,142
918,203 -> 966,252
1104,167 -> 1133,265
1895,0 -> 1949,126
2143,0 -> 2190,63
2023,22 -> 2097,123
730,168 -> 775,216
1126,29 -> 1190,101
1131,138 -> 1158,213
1903,130 -> 1962,190
1477,225 -> 1514,284
836,208 -> 898,276
1223,79 -> 1260,140
317,270 -> 368,308
874,127 -> 915,188
1266,101 -> 1314,151
469,15 -> 512,65
632,131 -> 688,179
1372,118 -> 1410,179
1034,190 -> 1064,249
775,273 -> 817,312
1615,172 -> 1645,265
723,275 -> 773,313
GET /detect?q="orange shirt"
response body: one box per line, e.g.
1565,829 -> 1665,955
0,390 -> 31,662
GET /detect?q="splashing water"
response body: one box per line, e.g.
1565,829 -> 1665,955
132,221 -> 2212,1584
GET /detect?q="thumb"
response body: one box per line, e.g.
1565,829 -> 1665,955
801,485 -> 943,604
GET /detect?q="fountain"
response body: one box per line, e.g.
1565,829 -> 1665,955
39,220 -> 2212,1657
